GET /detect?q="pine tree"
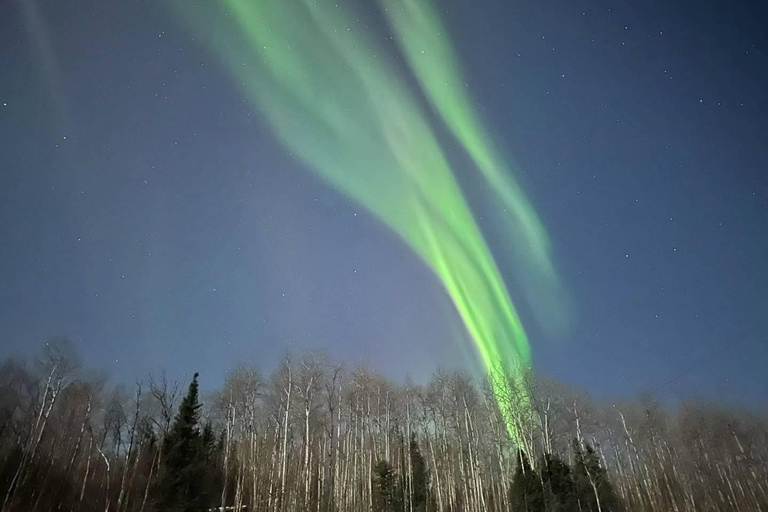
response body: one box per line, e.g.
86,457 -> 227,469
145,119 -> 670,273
510,450 -> 544,512
372,460 -> 399,512
572,440 -> 622,512
540,452 -> 578,512
158,372 -> 219,512
409,433 -> 428,512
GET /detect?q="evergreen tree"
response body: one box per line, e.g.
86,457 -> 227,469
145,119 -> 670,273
510,450 -> 544,512
511,447 -> 622,512
158,372 -> 219,512
409,433 -> 428,512
540,452 -> 578,512
572,440 -> 622,512
372,460 -> 399,512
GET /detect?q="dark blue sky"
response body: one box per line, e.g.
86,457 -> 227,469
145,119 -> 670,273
1,0 -> 766,404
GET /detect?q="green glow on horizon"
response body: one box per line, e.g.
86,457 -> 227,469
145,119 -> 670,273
174,0 -> 564,439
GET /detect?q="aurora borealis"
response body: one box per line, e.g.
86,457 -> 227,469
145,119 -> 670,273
2,0 -> 767,425
173,0 -> 566,435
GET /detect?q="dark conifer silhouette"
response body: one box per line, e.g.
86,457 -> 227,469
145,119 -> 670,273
158,373 -> 218,512
372,460 -> 399,512
410,433 -> 428,512
539,452 -> 578,512
572,439 -> 622,512
510,450 -> 544,512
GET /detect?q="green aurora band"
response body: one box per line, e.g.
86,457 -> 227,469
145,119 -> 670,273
175,0 -> 564,438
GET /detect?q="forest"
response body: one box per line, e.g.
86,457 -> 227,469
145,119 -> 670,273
1,337 -> 766,512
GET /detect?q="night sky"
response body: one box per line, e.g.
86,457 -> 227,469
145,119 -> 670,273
1,0 -> 766,405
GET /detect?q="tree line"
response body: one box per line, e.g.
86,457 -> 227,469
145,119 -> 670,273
1,337 -> 767,511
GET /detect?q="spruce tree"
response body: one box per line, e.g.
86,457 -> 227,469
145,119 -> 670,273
409,433 -> 428,512
510,450 -> 544,512
572,440 -> 622,512
540,452 -> 578,512
158,372 -> 218,511
372,460 -> 398,512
